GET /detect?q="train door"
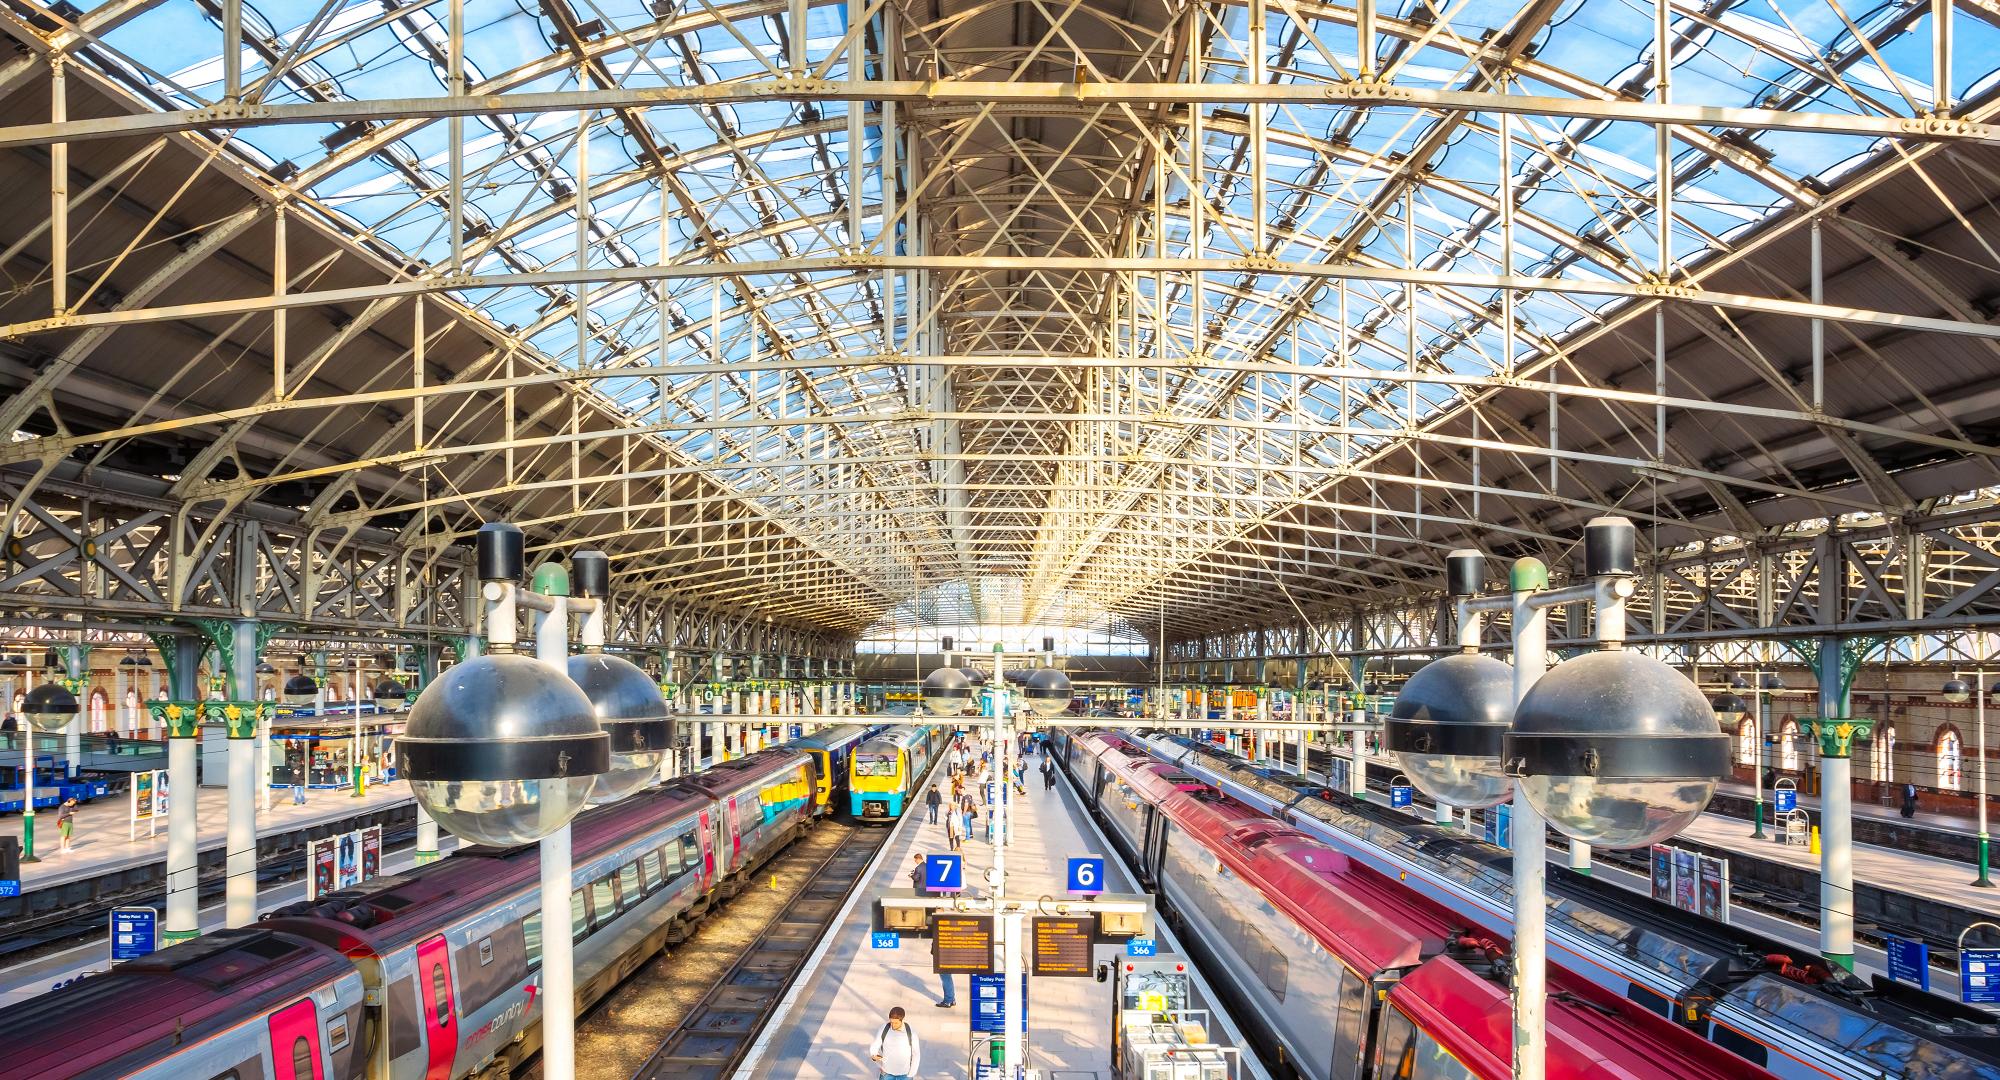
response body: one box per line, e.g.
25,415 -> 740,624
415,935 -> 458,1080
697,810 -> 716,886
268,999 -> 325,1080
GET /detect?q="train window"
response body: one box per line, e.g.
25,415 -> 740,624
1331,970 -> 1370,1080
430,965 -> 451,1024
640,852 -> 660,892
292,1036 -> 314,1077
1625,982 -> 1672,1018
572,888 -> 590,941
524,912 -> 542,967
619,864 -> 642,911
1708,1022 -> 1770,1069
591,877 -> 618,926
386,976 -> 423,1059
327,1014 -> 349,1052
1377,1005 -> 1421,1079
680,831 -> 701,873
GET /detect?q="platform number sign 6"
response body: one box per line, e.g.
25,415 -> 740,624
1068,856 -> 1105,895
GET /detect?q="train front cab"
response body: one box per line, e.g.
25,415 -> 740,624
849,745 -> 909,820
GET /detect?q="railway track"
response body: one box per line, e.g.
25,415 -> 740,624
529,817 -> 891,1080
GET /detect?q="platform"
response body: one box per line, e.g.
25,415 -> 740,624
743,746 -> 1148,1080
0,828 -> 456,1008
0,782 -> 414,893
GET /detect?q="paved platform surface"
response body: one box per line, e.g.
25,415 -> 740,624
1712,778 -> 1986,834
0,782 -> 413,892
1672,807 -> 2000,917
746,744 -> 1131,1080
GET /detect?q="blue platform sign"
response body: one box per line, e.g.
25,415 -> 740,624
924,853 -> 965,893
871,931 -> 900,950
1960,948 -> 2000,1004
1390,784 -> 1413,809
1482,804 -> 1513,849
971,973 -> 1025,1034
1774,788 -> 1797,814
1067,856 -> 1105,895
1126,937 -> 1158,957
1886,937 -> 1930,991
109,906 -> 158,963
0,880 -> 18,898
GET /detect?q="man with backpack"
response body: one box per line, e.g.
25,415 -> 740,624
869,1006 -> 922,1079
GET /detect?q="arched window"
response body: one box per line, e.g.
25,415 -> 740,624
1736,719 -> 1757,766
1871,725 -> 1897,784
1779,718 -> 1801,772
1938,725 -> 1964,792
88,688 -> 108,733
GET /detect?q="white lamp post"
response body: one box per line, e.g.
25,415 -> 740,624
1944,672 -> 1992,887
401,524 -> 608,1080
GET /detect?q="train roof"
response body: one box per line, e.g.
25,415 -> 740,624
1391,958 -> 1770,1080
0,928 -> 353,1080
857,725 -> 934,750
677,747 -> 810,797
789,724 -> 869,752
266,778 -> 712,954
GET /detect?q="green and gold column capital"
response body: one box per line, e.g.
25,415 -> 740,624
204,700 -> 271,740
1804,715 -> 1873,759
147,700 -> 203,739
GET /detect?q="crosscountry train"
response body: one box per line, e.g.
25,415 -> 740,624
1054,729 -> 1767,1080
848,724 -> 946,819
0,748 -> 821,1080
1129,731 -> 2000,1080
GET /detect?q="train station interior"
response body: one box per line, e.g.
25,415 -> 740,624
2,0 -> 2000,1078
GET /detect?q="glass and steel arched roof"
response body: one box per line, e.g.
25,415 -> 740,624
2,0 -> 1998,639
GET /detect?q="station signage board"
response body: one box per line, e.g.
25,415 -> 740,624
109,906 -> 158,963
933,914 -> 997,974
971,973 -> 1025,1034
1886,937 -> 1930,991
871,931 -> 899,950
1030,916 -> 1094,977
1962,948 -> 2000,1004
1774,788 -> 1797,814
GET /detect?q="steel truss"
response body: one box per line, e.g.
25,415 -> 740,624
0,0 -> 1995,657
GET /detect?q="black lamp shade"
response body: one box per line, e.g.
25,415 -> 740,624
22,680 -> 78,717
282,674 -> 320,701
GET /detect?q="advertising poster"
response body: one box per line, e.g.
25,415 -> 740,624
309,838 -> 337,900
1673,849 -> 1699,913
1650,845 -> 1673,903
337,832 -> 361,889
132,771 -> 156,820
1698,856 -> 1727,922
362,825 -> 382,880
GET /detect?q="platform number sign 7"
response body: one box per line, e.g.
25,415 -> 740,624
924,854 -> 965,893
1068,856 -> 1105,895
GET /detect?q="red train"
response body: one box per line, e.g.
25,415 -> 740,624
0,749 -> 816,1080
1058,730 -> 1770,1080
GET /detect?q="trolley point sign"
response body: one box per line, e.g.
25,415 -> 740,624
933,914 -> 997,974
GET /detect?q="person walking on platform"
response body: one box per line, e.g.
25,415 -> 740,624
936,968 -> 956,1009
869,1006 -> 922,1080
945,806 -> 963,851
924,784 -> 942,824
960,794 -> 977,844
1042,757 -> 1056,792
909,853 -> 927,891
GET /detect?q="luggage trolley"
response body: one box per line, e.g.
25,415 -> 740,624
1110,958 -> 1239,1080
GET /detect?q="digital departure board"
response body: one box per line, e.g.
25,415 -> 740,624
933,914 -> 996,974
1030,916 -> 1094,977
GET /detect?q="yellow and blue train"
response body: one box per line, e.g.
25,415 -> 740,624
849,724 -> 948,820
787,723 -> 871,813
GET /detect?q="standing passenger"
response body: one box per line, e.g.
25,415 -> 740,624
924,785 -> 942,825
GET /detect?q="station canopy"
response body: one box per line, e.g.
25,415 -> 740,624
1,0 -> 1997,642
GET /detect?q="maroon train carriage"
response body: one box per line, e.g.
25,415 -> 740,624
0,747 -> 816,1080
0,927 -> 367,1080
1069,730 -> 1774,1080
